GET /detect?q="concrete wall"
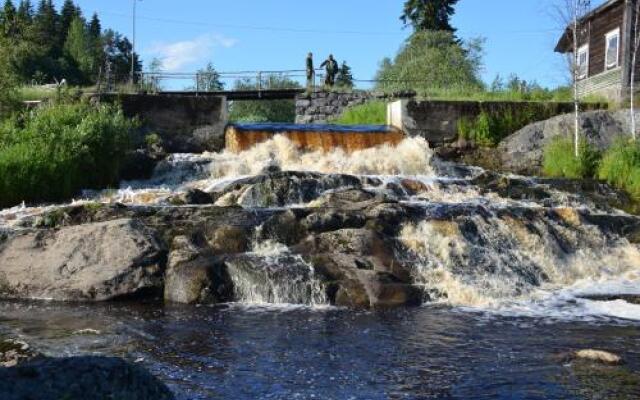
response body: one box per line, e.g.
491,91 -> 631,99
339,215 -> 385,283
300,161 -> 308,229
96,94 -> 228,153
388,99 -> 607,146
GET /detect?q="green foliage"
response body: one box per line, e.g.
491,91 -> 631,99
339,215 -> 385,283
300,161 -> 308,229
375,31 -> 483,95
229,75 -> 301,123
335,61 -> 354,89
401,0 -> 459,33
542,137 -> 601,179
331,101 -> 387,125
458,104 -> 563,147
0,103 -> 135,207
597,139 -> 640,199
0,0 -> 139,87
191,62 -> 224,92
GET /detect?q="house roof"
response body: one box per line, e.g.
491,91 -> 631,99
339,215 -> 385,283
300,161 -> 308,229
554,0 -> 623,53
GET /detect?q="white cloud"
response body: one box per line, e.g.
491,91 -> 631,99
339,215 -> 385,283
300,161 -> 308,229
145,34 -> 237,72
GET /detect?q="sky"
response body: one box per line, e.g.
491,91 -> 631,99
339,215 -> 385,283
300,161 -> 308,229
52,0 -> 608,89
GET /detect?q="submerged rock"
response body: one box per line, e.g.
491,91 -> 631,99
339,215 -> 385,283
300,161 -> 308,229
0,219 -> 165,301
573,349 -> 623,365
0,339 -> 41,367
0,356 -> 175,400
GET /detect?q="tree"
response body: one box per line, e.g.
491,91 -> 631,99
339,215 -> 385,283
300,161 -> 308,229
374,31 -> 483,94
1,0 -> 18,37
64,16 -> 93,83
230,75 -> 301,122
59,0 -> 79,41
194,62 -> 224,92
336,61 -> 354,89
17,0 -> 32,23
554,0 -> 592,157
630,1 -> 640,140
400,0 -> 459,33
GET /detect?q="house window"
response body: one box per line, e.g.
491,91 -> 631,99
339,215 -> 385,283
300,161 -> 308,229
605,28 -> 620,69
577,45 -> 589,79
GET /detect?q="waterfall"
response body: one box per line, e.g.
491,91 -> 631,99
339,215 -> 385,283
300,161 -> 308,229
224,241 -> 327,306
399,211 -> 640,310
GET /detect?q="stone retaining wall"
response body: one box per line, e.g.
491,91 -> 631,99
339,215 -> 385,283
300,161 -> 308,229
295,91 -> 413,124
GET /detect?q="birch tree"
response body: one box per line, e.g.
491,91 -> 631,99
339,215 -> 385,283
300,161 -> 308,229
630,0 -> 640,140
554,0 -> 591,157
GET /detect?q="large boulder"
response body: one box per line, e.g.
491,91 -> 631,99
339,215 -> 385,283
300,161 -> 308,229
0,219 -> 165,301
498,110 -> 633,175
0,356 -> 174,400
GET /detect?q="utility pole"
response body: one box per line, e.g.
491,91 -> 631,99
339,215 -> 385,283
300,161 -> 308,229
131,0 -> 141,85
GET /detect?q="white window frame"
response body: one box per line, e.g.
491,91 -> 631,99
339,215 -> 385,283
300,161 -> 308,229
577,44 -> 589,80
605,28 -> 620,69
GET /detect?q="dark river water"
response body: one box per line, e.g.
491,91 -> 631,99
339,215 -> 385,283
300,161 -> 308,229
1,301 -> 639,399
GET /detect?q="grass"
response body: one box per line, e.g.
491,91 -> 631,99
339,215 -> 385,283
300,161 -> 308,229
331,101 -> 387,125
597,138 -> 640,199
542,137 -> 601,179
0,102 -> 136,208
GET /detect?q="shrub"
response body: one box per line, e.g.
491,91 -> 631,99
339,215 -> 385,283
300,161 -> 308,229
542,137 -> 600,179
0,103 -> 135,207
331,101 -> 387,125
598,138 -> 640,198
458,105 -> 563,147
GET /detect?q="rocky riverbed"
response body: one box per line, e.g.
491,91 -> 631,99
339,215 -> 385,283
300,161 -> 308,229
1,135 -> 640,398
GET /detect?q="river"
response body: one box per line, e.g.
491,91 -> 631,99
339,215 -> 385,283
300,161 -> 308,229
1,134 -> 639,398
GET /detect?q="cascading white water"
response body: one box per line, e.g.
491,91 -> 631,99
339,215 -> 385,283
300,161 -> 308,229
224,239 -> 327,306
399,212 -> 640,318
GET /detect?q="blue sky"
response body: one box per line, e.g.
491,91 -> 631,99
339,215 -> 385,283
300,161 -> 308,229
54,0 -> 607,89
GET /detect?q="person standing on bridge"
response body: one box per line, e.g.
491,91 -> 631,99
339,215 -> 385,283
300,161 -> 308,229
306,52 -> 315,91
320,54 -> 339,88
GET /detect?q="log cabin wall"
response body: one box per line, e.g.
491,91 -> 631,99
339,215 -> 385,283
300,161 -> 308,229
586,1 -> 625,77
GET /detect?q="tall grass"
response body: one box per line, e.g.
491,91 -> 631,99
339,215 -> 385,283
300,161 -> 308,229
542,137 -> 601,179
598,139 -> 640,198
331,101 -> 387,125
0,103 -> 135,207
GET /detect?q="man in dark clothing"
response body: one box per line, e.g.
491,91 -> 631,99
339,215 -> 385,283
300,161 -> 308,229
306,52 -> 315,90
320,54 -> 339,87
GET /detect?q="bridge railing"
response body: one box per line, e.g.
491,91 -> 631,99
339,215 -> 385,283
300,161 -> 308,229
132,69 -> 327,95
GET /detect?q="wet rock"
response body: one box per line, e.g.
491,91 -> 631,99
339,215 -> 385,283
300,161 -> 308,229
357,271 -> 423,309
164,235 -> 223,304
303,210 -> 366,233
577,294 -> 640,304
168,189 -> 215,205
311,188 -> 380,209
0,356 -> 175,400
401,178 -> 429,195
208,226 -> 251,254
228,171 -> 362,208
0,219 -> 165,301
0,339 -> 41,367
257,210 -> 308,246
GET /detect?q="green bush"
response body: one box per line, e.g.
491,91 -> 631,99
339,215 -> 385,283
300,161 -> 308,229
542,137 -> 601,179
331,101 -> 387,125
597,139 -> 640,198
0,103 -> 135,207
458,105 -> 564,147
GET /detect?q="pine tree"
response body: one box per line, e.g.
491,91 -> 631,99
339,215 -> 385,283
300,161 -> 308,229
59,0 -> 79,42
336,61 -> 354,88
17,0 -> 33,22
88,12 -> 100,39
1,0 -> 18,37
400,0 -> 459,33
34,0 -> 59,53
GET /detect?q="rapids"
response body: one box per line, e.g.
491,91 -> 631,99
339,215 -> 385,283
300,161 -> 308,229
0,135 -> 639,321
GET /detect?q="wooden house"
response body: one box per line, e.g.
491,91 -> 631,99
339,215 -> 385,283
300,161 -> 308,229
555,0 -> 638,102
